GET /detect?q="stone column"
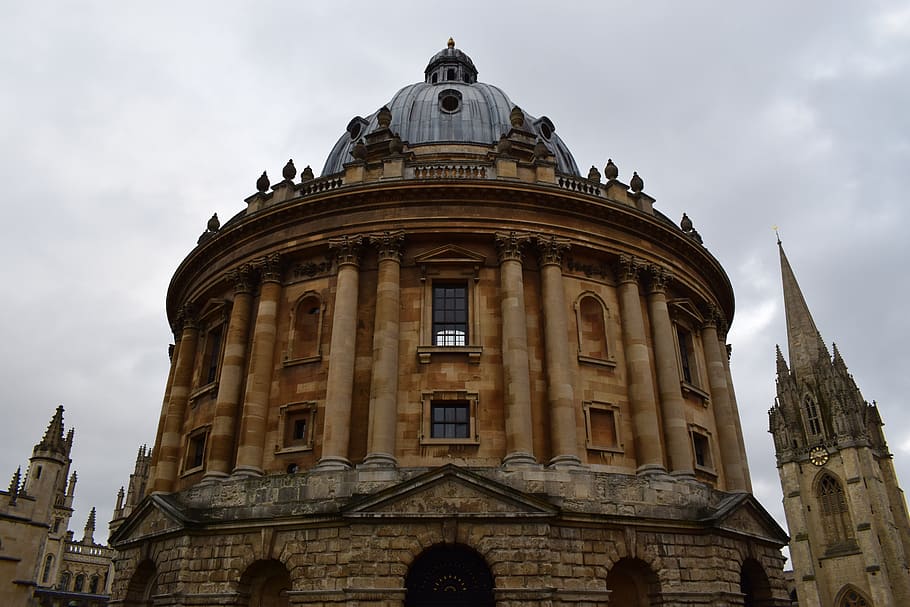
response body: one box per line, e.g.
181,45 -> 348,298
536,235 -> 581,468
363,231 -> 403,468
203,265 -> 255,482
233,255 -> 282,477
615,255 -> 665,474
317,236 -> 363,470
720,332 -> 752,492
496,231 -> 537,467
701,308 -> 746,490
151,306 -> 199,493
646,265 -> 694,478
148,342 -> 179,489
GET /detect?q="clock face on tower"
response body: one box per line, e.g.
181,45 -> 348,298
810,446 -> 829,467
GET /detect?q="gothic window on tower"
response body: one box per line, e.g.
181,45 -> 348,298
583,401 -> 623,452
42,555 -> 53,584
804,396 -> 823,437
817,473 -> 857,553
183,426 -> 210,474
575,293 -> 616,367
89,575 -> 99,594
276,401 -> 317,453
421,390 -> 479,445
59,572 -> 70,591
286,292 -> 324,364
74,574 -> 85,593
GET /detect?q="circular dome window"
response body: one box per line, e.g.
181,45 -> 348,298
534,116 -> 555,141
347,117 -> 368,140
438,89 -> 463,114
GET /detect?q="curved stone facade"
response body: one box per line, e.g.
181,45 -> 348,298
111,43 -> 790,606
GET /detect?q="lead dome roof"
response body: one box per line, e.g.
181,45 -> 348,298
321,41 -> 581,176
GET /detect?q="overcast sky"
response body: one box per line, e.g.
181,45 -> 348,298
2,2 -> 909,551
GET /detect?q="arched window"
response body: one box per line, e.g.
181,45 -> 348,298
575,293 -> 612,364
804,396 -> 822,436
405,544 -> 494,607
289,293 -> 323,361
59,571 -> 70,591
89,575 -> 100,594
818,473 -> 854,549
41,554 -> 54,584
74,573 -> 86,592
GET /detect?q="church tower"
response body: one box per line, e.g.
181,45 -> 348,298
769,240 -> 910,606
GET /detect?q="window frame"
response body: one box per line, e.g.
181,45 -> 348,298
284,291 -> 325,366
574,292 -> 617,368
583,400 -> 623,453
414,245 -> 485,364
804,394 -> 824,438
182,425 -> 210,475
275,401 -> 317,453
420,390 -> 480,445
190,300 -> 228,401
688,425 -> 716,474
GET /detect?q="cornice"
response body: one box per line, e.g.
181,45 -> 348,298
167,180 -> 733,323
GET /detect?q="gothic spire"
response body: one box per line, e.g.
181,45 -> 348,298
778,240 -> 828,377
34,405 -> 68,456
82,506 -> 96,544
775,344 -> 789,376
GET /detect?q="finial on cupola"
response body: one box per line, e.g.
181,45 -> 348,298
282,159 -> 296,181
256,171 -> 270,193
448,37 -> 455,49
604,159 -> 619,180
377,105 -> 392,129
588,166 -> 601,182
300,165 -> 314,182
629,171 -> 644,193
680,213 -> 693,232
509,106 -> 525,129
207,213 -> 220,232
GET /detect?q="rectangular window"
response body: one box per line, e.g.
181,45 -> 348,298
276,402 -> 317,452
690,429 -> 714,471
583,401 -> 623,452
677,326 -> 694,384
204,326 -> 223,384
185,429 -> 208,471
432,284 -> 468,346
431,401 -> 470,439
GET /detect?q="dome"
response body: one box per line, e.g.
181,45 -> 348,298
322,41 -> 580,176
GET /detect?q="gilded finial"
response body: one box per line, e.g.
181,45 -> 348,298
773,225 -> 781,245
447,37 -> 455,49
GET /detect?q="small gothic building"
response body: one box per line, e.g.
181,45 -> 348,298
769,241 -> 910,606
110,41 -> 790,606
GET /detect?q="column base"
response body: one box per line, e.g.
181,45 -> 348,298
502,452 -> 539,468
636,463 -> 668,476
669,469 -> 697,481
315,456 -> 352,471
199,470 -> 231,484
360,453 -> 398,469
231,465 -> 264,478
547,454 -> 584,470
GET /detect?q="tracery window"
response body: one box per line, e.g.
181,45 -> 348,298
74,573 -> 85,592
839,587 -> 870,607
42,554 -> 53,584
805,396 -> 822,436
818,474 -> 854,548
59,572 -> 70,591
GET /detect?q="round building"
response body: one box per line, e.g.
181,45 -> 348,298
110,41 -> 789,607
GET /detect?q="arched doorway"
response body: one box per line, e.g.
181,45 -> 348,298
405,544 -> 494,607
239,559 -> 291,607
740,558 -> 773,607
123,560 -> 157,607
605,558 -> 660,607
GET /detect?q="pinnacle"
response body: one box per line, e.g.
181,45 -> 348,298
35,405 -> 68,455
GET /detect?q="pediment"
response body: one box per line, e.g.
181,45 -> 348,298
413,244 -> 486,267
668,299 -> 704,324
709,494 -> 789,544
109,495 -> 189,547
343,465 -> 558,519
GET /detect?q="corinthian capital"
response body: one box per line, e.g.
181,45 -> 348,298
329,235 -> 364,267
646,264 -> 672,294
700,303 -> 720,331
615,254 -> 641,284
370,230 -> 405,262
257,253 -> 283,284
173,303 -> 199,337
534,234 -> 571,267
495,231 -> 532,264
227,264 -> 255,294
